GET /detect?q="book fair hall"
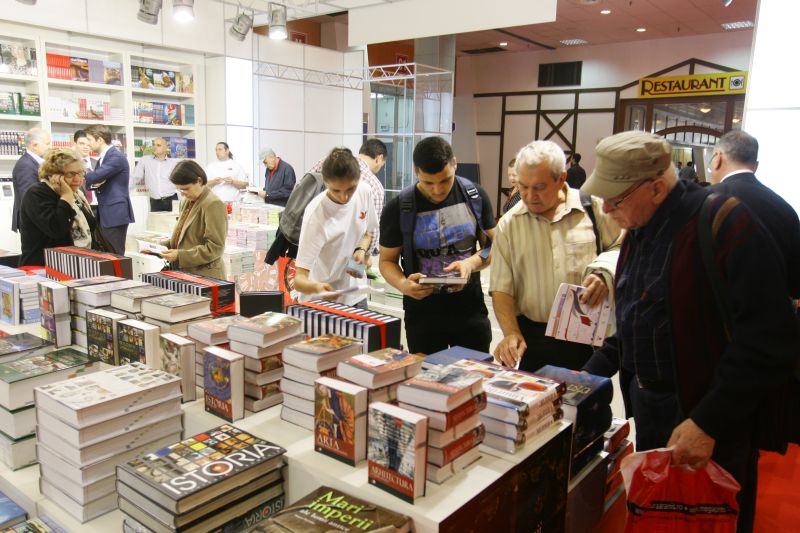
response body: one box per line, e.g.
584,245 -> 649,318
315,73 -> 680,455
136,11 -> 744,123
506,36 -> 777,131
0,0 -> 798,531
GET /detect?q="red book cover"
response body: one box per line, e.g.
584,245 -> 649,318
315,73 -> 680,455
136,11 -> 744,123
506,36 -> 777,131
314,378 -> 366,466
428,425 -> 485,467
443,393 -> 487,428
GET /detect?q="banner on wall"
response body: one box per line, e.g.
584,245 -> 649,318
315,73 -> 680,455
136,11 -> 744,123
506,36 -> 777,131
638,71 -> 748,98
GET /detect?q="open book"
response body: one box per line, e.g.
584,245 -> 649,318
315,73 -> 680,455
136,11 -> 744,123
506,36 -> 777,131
545,283 -> 612,347
310,285 -> 384,300
137,240 -> 167,255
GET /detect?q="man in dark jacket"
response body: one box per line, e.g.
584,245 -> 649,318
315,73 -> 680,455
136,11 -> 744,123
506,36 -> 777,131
255,148 -> 296,207
581,131 -> 800,533
11,127 -> 51,232
565,152 -> 586,189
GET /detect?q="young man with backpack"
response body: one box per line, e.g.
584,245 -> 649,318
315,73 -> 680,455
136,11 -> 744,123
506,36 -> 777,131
379,136 -> 496,354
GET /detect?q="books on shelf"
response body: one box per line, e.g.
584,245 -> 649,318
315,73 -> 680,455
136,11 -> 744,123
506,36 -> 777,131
117,319 -> 160,365
367,402 -> 427,503
86,308 -> 126,365
0,130 -> 25,156
110,285 -> 175,313
157,333 -> 196,402
336,347 -> 423,389
186,314 -> 247,345
0,43 -> 38,76
226,312 -> 303,347
545,283 -> 612,347
396,364 -> 483,412
203,345 -> 244,422
282,335 -> 363,372
140,292 -> 211,323
314,377 -> 367,466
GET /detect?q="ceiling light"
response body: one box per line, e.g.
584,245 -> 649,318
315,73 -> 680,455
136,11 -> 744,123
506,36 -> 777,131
229,10 -> 254,41
732,118 -> 741,124
173,0 -> 194,22
268,3 -> 288,40
137,0 -> 162,24
600,9 -> 611,15
499,42 -> 508,47
723,0 -> 734,6
560,38 -> 589,46
721,20 -> 754,30
636,28 -> 646,33
16,0 -> 36,4
700,106 -> 712,113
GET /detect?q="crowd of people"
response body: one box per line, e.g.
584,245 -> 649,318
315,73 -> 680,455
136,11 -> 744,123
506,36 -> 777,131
9,124 -> 799,532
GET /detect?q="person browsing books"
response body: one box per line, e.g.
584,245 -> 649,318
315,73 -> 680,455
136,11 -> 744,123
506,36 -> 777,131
205,142 -> 248,203
250,148 -> 296,207
491,140 -> 622,372
379,136 -> 496,354
19,148 -> 99,266
159,160 -> 227,280
580,131 -> 800,533
293,147 -> 378,309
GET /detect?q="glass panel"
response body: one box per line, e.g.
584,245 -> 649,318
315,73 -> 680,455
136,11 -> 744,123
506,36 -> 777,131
652,101 -> 725,147
731,99 -> 744,131
624,105 -> 647,131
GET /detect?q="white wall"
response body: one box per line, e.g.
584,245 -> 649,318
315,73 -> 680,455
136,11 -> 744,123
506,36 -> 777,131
454,31 -> 754,211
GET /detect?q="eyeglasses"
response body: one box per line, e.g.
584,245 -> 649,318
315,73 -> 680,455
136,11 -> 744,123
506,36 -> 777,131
606,179 -> 653,210
63,171 -> 86,179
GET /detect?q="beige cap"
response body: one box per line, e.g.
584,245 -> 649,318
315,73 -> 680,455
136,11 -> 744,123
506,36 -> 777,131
581,131 -> 672,199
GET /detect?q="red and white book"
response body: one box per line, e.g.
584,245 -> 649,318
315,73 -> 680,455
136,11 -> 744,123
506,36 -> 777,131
336,348 -> 423,389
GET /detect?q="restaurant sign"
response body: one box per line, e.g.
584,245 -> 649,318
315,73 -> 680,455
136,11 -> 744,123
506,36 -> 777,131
638,71 -> 747,98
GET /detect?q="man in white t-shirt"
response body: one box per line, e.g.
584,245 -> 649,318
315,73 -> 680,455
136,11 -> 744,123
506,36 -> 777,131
205,141 -> 248,203
293,148 -> 378,308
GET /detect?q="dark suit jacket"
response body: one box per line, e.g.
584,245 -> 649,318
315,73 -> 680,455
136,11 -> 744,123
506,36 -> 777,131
84,146 -> 135,228
566,164 -> 586,189
263,159 -> 296,207
11,152 -> 40,233
713,172 -> 800,298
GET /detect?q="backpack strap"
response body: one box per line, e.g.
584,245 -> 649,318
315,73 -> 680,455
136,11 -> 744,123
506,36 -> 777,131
399,184 -> 417,275
580,191 -> 602,256
455,176 -> 491,260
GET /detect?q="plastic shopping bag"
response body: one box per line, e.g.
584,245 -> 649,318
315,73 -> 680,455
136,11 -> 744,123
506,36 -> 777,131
620,448 -> 740,533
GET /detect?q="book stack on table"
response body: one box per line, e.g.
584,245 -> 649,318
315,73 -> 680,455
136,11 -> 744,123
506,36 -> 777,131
44,247 -> 133,280
0,274 -> 48,326
603,417 -> 633,511
38,281 -> 71,347
33,363 -> 184,522
0,346 -> 98,470
141,272 -> 235,316
280,335 -> 363,430
139,292 -> 212,336
186,314 -> 246,388
396,364 -> 486,485
336,347 -> 424,405
63,276 -> 127,347
117,425 -> 286,533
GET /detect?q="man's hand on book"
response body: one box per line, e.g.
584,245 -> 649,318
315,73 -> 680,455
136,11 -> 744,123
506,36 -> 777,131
443,260 -> 471,292
402,273 -> 435,300
494,333 -> 527,368
580,273 -> 608,307
667,418 -> 716,468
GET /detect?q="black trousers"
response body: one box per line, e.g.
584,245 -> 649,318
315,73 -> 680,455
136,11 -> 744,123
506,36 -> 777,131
628,380 -> 758,533
101,224 -> 128,256
150,194 -> 177,212
516,315 -> 594,373
405,312 -> 491,355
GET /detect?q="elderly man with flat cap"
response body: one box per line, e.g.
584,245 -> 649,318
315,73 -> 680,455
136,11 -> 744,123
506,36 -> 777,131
581,131 -> 800,533
253,148 -> 296,207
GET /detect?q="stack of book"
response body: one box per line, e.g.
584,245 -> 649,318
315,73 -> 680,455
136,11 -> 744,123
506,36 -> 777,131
287,300 -> 401,352
535,365 -> 613,478
139,292 -> 212,335
0,347 -> 98,470
70,278 -> 146,347
603,417 -> 632,512
336,347 -> 424,404
34,363 -> 184,522
186,314 -> 246,387
260,486 -> 411,532
141,271 -> 235,316
117,425 -> 286,533
0,274 -> 48,325
227,313 -> 303,413
448,360 -> 565,455
45,53 -> 122,85
222,246 -> 256,277
44,247 -> 133,279
280,335 -> 363,430
109,284 -> 174,318
396,364 -> 485,485
39,280 -> 70,347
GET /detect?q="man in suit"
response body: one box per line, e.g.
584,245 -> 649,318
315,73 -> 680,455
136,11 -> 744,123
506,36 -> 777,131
11,127 -> 51,232
710,130 -> 800,298
566,152 -> 586,189
83,125 -> 134,255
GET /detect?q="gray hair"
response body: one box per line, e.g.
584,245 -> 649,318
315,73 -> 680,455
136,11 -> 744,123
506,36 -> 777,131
515,140 -> 566,180
717,130 -> 758,165
259,148 -> 275,160
25,127 -> 49,147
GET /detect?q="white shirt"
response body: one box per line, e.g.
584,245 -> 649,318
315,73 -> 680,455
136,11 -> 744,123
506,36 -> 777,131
206,158 -> 247,203
295,181 -> 378,306
97,145 -> 111,166
131,155 -> 178,199
720,169 -> 752,183
26,150 -> 43,165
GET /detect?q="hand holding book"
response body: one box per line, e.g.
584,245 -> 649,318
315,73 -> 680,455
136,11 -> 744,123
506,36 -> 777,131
580,273 -> 609,307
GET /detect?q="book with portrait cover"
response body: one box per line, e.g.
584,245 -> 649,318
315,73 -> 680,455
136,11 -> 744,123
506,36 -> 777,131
314,377 -> 367,466
203,346 -> 244,422
258,486 -> 411,532
86,308 -> 126,366
116,424 -> 285,515
158,333 -> 196,402
367,402 -> 427,503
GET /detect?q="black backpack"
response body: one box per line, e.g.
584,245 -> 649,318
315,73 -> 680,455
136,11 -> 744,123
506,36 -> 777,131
279,172 -> 325,246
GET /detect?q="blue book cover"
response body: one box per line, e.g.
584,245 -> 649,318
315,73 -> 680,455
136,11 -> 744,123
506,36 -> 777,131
424,345 -> 494,367
0,490 -> 27,529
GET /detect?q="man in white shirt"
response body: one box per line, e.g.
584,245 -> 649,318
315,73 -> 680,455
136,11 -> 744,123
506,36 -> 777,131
130,137 -> 178,212
206,142 -> 248,203
11,127 -> 50,233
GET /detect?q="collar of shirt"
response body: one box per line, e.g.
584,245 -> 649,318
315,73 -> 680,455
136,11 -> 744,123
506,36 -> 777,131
512,185 -> 584,223
26,150 -> 43,165
97,145 -> 111,164
630,179 -> 687,242
720,169 -> 752,183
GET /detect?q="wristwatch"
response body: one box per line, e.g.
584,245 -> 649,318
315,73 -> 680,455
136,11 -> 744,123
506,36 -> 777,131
353,247 -> 367,255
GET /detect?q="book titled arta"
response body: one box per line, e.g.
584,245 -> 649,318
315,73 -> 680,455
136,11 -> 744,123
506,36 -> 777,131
258,486 -> 411,532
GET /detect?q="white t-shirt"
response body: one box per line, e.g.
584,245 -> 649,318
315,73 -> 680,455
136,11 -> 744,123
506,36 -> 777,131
205,158 -> 247,203
295,181 -> 378,306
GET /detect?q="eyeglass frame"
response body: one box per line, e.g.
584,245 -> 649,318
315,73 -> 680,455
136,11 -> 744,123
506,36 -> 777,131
606,178 -> 655,210
63,170 -> 86,179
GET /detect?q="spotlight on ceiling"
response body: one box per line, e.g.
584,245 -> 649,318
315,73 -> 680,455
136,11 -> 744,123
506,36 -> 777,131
173,0 -> 194,22
137,0 -> 162,24
229,10 -> 254,42
700,106 -> 712,113
269,3 -> 288,40
723,0 -> 734,6
16,0 -> 36,4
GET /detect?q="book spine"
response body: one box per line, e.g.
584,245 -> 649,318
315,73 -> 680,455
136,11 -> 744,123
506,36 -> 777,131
432,425 -> 485,466
445,392 -> 487,429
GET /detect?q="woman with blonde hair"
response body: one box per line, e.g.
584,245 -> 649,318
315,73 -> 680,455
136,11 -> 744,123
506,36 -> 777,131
19,147 -> 98,266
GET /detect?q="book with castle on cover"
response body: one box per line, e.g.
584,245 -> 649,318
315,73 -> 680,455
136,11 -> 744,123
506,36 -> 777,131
545,283 -> 612,347
367,402 -> 427,504
204,346 -> 244,422
86,308 -> 126,366
258,486 -> 411,532
116,424 -> 286,515
314,377 -> 367,466
158,333 -> 196,402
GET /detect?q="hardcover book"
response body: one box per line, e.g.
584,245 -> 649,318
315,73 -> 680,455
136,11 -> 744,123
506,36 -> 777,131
545,283 -> 612,347
116,424 -> 285,515
72,279 -> 147,307
259,486 -> 411,532
86,308 -> 126,365
367,402 -> 427,503
117,319 -> 160,365
186,314 -> 247,345
110,285 -> 174,313
158,333 -> 197,402
398,392 -> 487,431
0,490 -> 27,530
140,293 -> 211,323
422,345 -> 494,369
39,280 -> 69,316
314,377 -> 368,466
282,335 -> 363,372
396,364 -> 484,412
336,348 -> 424,389
40,310 -> 70,348
226,312 -> 303,347
427,424 -> 485,467
0,333 -> 52,362
203,346 -> 244,422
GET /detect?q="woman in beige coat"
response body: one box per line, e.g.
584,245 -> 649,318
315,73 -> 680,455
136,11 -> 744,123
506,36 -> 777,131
160,160 -> 227,280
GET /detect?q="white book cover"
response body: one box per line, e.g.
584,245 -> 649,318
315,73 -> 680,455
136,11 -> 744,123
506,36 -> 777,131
545,283 -> 612,347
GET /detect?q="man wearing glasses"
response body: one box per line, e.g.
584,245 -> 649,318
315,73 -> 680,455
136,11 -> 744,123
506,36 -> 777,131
491,140 -> 622,372
581,131 -> 800,533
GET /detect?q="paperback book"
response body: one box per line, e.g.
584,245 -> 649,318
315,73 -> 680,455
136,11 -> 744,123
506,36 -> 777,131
314,377 -> 368,466
545,283 -> 612,347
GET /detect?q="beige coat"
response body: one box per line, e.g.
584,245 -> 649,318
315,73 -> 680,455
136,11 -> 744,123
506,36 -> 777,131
170,186 -> 227,280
